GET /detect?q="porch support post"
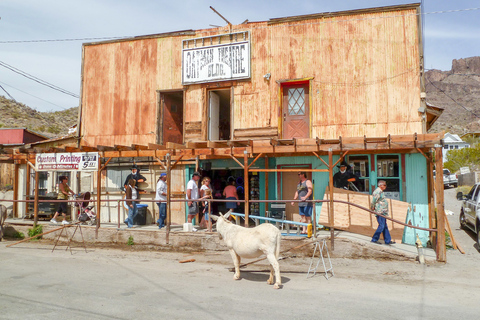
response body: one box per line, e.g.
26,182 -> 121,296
328,148 -> 334,250
96,157 -> 101,239
434,147 -> 446,262
166,153 -> 171,244
26,164 -> 31,217
244,150 -> 249,227
264,155 -> 269,212
13,163 -> 19,218
34,170 -> 39,227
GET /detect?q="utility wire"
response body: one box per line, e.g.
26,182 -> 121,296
425,75 -> 480,119
0,84 -> 16,102
0,80 -> 70,110
0,7 -> 478,44
0,60 -> 79,98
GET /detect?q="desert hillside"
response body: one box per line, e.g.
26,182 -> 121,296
0,96 -> 77,138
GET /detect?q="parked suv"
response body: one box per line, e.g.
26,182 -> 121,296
457,185 -> 480,246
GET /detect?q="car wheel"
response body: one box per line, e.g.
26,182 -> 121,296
477,229 -> 480,247
459,210 -> 467,229
453,183 -> 458,188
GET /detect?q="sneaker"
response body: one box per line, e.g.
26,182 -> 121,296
192,228 -> 198,232
50,219 -> 58,224
62,220 -> 70,225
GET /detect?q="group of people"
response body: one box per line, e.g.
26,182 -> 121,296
186,172 -> 240,231
291,162 -> 394,243
50,161 -> 394,244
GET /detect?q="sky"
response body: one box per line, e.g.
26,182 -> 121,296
0,0 -> 479,113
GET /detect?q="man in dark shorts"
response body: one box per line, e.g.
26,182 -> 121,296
51,176 -> 74,225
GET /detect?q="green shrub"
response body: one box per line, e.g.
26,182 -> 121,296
13,231 -> 25,239
127,235 -> 134,246
28,224 -> 43,240
47,125 -> 61,134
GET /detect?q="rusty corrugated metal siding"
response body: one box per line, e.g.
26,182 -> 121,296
80,5 -> 422,146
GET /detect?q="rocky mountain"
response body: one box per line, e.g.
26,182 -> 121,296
426,56 -> 480,134
0,96 -> 78,138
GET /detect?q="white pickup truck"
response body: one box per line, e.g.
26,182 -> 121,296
434,169 -> 458,188
457,185 -> 480,246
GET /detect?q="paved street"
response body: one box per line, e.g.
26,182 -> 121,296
0,187 -> 479,320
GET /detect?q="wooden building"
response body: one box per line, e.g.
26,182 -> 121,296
3,3 -> 448,259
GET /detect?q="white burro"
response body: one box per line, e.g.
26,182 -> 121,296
212,210 -> 282,289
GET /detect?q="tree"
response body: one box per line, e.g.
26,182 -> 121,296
444,143 -> 480,173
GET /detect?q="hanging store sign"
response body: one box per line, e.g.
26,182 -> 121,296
182,40 -> 250,84
35,152 -> 99,171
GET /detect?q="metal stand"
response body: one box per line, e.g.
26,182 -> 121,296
307,238 -> 334,279
52,223 -> 87,254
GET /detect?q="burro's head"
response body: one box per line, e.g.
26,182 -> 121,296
211,209 -> 233,240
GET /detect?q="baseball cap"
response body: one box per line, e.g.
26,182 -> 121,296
160,173 -> 167,177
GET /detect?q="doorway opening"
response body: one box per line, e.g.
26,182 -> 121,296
158,90 -> 184,145
277,164 -> 312,221
208,89 -> 231,141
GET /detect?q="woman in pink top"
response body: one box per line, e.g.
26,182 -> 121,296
223,177 -> 239,209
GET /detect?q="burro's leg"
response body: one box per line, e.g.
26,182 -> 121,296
229,249 -> 241,280
266,252 -> 282,289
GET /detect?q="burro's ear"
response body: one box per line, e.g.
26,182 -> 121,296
218,211 -> 224,218
211,215 -> 218,221
224,209 -> 233,219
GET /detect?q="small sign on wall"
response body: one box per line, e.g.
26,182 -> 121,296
182,41 -> 250,84
35,153 -> 99,171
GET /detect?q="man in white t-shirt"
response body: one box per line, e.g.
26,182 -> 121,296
186,171 -> 201,227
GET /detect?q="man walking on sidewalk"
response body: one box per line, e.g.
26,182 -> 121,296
370,180 -> 396,245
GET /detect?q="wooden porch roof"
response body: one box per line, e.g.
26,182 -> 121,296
2,133 -> 443,163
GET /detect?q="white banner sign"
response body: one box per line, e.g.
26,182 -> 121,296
35,153 -> 99,171
182,41 -> 250,84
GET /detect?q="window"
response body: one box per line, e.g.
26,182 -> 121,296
348,155 -> 370,193
376,155 -> 400,200
106,168 -> 131,192
473,187 -> 480,202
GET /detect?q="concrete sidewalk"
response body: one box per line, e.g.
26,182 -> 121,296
2,218 -> 435,262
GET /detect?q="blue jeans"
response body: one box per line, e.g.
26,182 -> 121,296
157,202 -> 166,229
126,202 -> 137,228
372,215 -> 392,244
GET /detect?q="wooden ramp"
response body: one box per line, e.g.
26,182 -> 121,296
318,187 -> 410,242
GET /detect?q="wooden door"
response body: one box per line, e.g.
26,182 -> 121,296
282,83 -> 309,139
281,172 -> 300,221
209,92 -> 220,140
162,93 -> 183,144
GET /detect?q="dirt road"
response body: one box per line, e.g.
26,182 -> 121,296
0,188 -> 479,319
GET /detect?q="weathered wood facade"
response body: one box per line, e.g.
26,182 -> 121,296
79,4 -> 428,147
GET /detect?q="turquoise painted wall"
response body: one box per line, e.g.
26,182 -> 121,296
272,155 -> 340,226
403,153 -> 429,245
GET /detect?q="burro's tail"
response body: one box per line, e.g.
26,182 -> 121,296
275,229 -> 281,259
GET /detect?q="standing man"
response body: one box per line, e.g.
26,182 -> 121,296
155,173 -> 167,229
333,161 -> 358,190
51,176 -> 75,225
291,172 -> 313,234
123,164 -> 146,191
370,180 -> 396,245
186,171 -> 201,231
